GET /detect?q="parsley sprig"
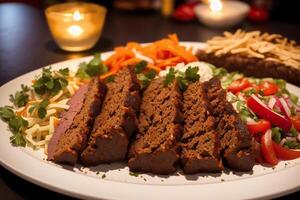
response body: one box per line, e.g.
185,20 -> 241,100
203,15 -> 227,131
0,106 -> 28,146
9,84 -> 29,108
33,67 -> 69,96
163,66 -> 200,91
28,99 -> 49,119
134,61 -> 157,88
76,53 -> 108,80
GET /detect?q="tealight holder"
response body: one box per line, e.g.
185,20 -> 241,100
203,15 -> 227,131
194,0 -> 249,28
45,2 -> 107,52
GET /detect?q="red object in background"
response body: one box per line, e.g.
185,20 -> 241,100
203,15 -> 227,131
172,2 -> 199,22
248,5 -> 269,22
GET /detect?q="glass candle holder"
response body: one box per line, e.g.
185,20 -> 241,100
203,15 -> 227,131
45,2 -> 107,52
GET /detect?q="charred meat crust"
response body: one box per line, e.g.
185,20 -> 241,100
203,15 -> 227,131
80,68 -> 141,166
128,78 -> 183,174
181,81 -> 223,174
203,78 -> 256,171
196,50 -> 300,86
48,77 -> 106,165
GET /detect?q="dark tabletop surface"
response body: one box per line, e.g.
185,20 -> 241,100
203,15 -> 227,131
0,2 -> 299,200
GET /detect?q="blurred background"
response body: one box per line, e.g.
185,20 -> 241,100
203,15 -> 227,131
1,0 -> 299,24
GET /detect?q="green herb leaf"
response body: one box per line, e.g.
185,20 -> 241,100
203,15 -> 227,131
185,66 -> 200,82
10,132 -> 26,147
0,106 -> 28,147
164,68 -> 176,86
8,116 -> 28,133
284,140 -> 299,149
290,128 -> 298,137
75,54 -> 108,80
33,67 -> 69,96
28,105 -> 36,114
145,70 -> 157,79
76,62 -> 90,80
0,106 -> 15,121
58,68 -> 70,76
176,76 -> 188,91
242,88 -> 257,97
9,84 -> 29,108
37,100 -> 49,119
271,127 -> 282,144
134,61 -> 147,74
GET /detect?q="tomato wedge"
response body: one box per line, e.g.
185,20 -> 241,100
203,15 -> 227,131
273,142 -> 300,160
258,81 -> 279,96
247,119 -> 271,135
228,78 -> 250,94
261,129 -> 278,165
291,115 -> 300,132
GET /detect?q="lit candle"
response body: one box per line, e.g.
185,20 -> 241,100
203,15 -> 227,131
45,2 -> 107,52
194,0 -> 250,28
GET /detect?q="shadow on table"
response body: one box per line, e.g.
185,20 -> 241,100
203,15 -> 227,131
0,166 -> 79,200
44,37 -> 113,56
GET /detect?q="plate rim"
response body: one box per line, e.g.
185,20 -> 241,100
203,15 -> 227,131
1,42 -> 300,200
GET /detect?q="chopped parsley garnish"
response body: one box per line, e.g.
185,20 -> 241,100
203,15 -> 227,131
134,61 -> 157,88
33,67 -> 68,96
137,69 -> 157,89
76,53 -> 108,80
185,66 -> 200,82
58,68 -> 69,76
28,99 -> 49,119
163,66 -> 200,91
9,84 -> 29,108
134,60 -> 147,74
102,174 -> 106,179
0,106 -> 27,147
163,68 -> 176,86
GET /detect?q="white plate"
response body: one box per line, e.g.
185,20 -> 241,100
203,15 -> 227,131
0,42 -> 300,200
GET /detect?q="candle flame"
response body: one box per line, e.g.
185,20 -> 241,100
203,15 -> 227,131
67,25 -> 83,36
73,11 -> 84,21
209,0 -> 223,12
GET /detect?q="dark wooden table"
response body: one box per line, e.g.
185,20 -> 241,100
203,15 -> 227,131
0,3 -> 299,200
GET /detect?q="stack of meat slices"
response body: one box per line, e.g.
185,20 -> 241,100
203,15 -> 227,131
48,69 -> 256,174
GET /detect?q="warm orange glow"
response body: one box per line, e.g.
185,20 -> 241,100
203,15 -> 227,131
209,0 -> 223,12
72,10 -> 84,21
67,25 -> 83,36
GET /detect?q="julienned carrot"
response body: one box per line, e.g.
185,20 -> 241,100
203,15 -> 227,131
168,33 -> 179,44
156,56 -> 184,68
100,70 -> 117,80
120,57 -> 142,67
126,42 -> 142,50
103,34 -> 197,73
147,63 -> 161,72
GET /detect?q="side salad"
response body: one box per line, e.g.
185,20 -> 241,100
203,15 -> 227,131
214,67 -> 300,165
